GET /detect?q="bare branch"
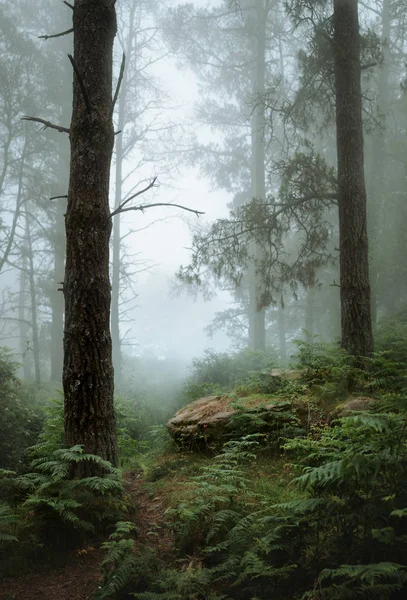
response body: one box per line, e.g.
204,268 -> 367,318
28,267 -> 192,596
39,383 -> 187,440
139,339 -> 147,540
111,177 -> 158,217
50,195 -> 68,200
113,202 -> 205,218
68,54 -> 92,114
39,28 -> 73,40
63,1 -> 74,9
110,53 -> 126,118
110,177 -> 205,218
21,116 -> 70,134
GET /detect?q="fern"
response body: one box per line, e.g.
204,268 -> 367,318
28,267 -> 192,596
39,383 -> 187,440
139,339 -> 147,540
97,521 -> 138,599
0,442 -> 125,557
303,562 -> 407,599
133,565 -> 228,600
0,502 -> 18,544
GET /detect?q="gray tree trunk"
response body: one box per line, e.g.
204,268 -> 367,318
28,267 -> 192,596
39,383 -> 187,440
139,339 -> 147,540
111,0 -> 137,385
50,209 -> 65,383
248,0 -> 267,352
25,212 -> 41,384
305,287 -> 314,337
63,0 -> 117,472
50,14 -> 72,384
333,0 -> 373,357
278,302 -> 287,364
19,206 -> 31,381
368,0 -> 390,324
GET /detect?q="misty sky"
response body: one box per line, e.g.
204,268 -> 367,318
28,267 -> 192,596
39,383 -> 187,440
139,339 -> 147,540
113,42 -> 233,360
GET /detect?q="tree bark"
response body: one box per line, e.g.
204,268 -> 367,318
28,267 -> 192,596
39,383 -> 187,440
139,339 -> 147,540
333,0 -> 373,357
63,0 -> 117,471
248,0 -> 267,352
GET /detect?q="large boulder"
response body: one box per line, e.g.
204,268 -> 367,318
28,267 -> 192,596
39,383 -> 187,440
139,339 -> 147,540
167,395 -> 305,450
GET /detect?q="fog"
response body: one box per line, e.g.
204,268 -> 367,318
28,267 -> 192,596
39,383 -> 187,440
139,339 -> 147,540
0,0 -> 406,390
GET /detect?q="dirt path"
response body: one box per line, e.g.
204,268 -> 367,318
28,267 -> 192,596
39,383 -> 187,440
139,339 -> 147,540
0,470 -> 174,600
0,549 -> 104,600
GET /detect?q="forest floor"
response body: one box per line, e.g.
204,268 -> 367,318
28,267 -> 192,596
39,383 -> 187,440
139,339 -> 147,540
0,469 -> 175,600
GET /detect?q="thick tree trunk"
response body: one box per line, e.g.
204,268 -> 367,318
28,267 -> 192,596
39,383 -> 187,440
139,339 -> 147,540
63,0 -> 117,471
333,0 -> 373,357
248,0 -> 267,352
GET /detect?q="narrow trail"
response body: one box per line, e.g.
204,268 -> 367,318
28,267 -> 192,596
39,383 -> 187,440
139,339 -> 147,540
0,470 -> 174,600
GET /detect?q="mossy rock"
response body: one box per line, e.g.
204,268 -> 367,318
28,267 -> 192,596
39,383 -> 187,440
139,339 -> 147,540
167,395 -> 307,451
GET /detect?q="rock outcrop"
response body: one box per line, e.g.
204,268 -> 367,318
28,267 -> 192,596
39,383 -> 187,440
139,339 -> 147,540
167,395 -> 305,450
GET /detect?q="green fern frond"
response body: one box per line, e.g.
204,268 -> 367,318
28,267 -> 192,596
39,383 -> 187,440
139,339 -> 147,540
304,562 -> 407,599
97,521 -> 139,600
74,476 -> 123,494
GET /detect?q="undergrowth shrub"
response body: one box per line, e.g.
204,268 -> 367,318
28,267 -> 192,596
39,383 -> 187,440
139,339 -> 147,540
0,444 -> 125,576
145,407 -> 407,599
227,401 -> 304,449
375,307 -> 407,364
97,521 -> 156,600
0,349 -> 43,470
166,436 -> 259,555
293,339 -> 407,402
280,411 -> 407,598
0,444 -> 124,548
183,349 -> 277,402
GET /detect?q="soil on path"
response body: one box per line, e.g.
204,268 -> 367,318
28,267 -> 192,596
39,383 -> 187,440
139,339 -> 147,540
0,470 -> 173,600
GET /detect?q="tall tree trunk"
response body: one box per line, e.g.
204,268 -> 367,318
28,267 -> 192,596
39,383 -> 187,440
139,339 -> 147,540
14,136 -> 31,380
50,207 -> 65,383
50,121 -> 70,384
111,130 -> 123,384
278,302 -> 287,364
111,0 -> 136,385
368,0 -> 390,324
63,0 -> 117,471
50,15 -> 72,384
19,209 -> 31,381
25,212 -> 41,385
248,0 -> 267,352
305,287 -> 314,336
333,0 -> 373,357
